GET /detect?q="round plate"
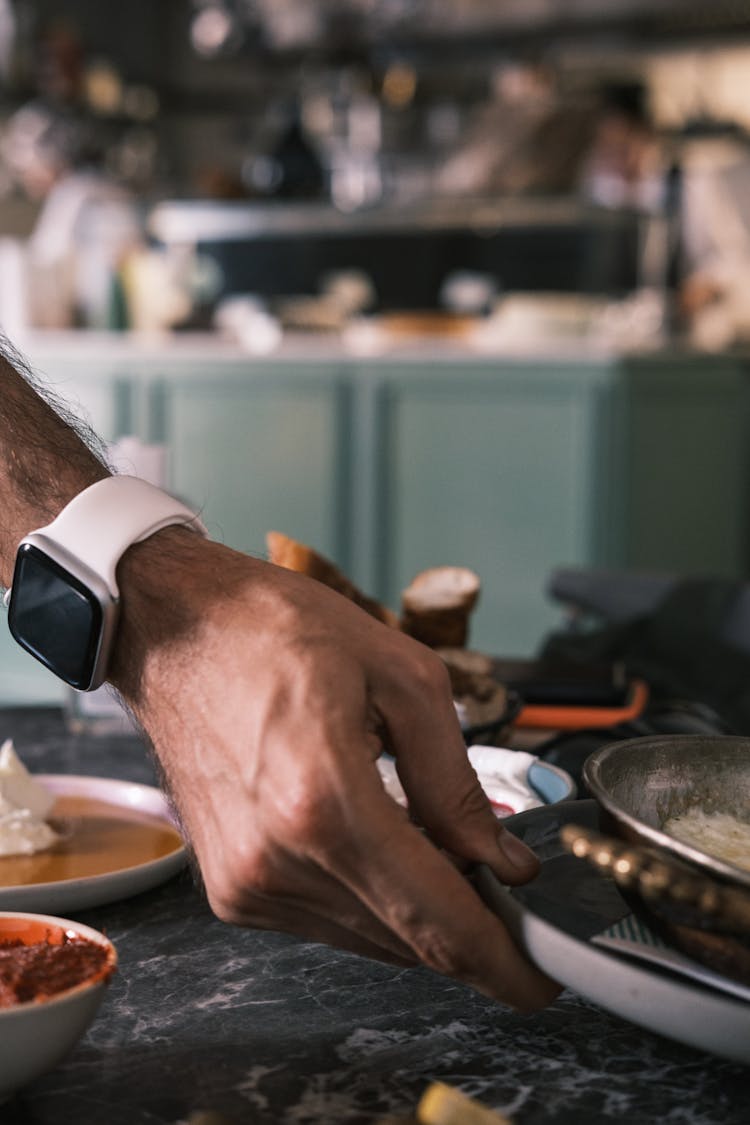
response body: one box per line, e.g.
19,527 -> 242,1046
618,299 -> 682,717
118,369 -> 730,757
0,775 -> 186,912
476,800 -> 750,1064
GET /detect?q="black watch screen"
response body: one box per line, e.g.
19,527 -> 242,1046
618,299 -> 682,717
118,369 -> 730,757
8,543 -> 103,690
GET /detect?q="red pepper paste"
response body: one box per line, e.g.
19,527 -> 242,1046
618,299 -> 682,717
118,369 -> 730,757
0,933 -> 113,1008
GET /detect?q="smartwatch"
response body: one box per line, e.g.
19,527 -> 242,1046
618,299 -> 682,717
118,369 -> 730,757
4,475 -> 207,692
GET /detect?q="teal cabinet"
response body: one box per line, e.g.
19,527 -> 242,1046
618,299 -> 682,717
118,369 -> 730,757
616,354 -> 749,574
31,366 -> 133,440
151,362 -> 351,565
1,341 -> 748,704
350,359 -> 617,655
348,353 -> 749,655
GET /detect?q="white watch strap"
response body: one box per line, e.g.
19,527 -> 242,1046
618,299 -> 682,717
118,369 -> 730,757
35,476 -> 207,595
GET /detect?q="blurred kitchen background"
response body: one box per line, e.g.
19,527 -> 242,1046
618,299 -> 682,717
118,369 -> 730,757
4,0 -> 750,705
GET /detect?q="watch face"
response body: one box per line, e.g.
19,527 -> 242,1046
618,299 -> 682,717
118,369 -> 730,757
8,544 -> 104,690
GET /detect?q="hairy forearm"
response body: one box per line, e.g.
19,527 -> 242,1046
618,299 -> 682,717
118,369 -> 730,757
0,345 -> 109,581
0,339 -> 224,708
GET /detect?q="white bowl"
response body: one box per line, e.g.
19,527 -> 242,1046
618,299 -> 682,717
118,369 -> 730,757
0,911 -> 117,1101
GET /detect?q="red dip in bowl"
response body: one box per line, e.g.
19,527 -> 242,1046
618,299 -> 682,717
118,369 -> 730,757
0,918 -> 115,1008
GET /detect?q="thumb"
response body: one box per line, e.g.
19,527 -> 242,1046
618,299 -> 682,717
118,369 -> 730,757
397,736 -> 541,887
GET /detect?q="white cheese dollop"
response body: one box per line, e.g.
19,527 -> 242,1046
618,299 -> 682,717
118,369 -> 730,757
0,738 -> 61,856
376,745 -> 544,818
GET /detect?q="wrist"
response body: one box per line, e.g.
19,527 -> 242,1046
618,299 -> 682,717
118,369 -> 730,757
108,532 -> 255,709
7,477 -> 206,691
0,466 -> 109,587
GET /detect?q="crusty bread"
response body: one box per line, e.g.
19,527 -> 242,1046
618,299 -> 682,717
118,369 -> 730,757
400,566 -> 480,649
266,533 -> 481,647
266,531 -> 399,627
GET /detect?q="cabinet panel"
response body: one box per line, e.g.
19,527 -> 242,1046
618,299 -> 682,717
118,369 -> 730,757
156,367 -> 350,566
365,363 -> 613,656
2,346 -> 747,705
620,357 -> 749,575
26,362 -> 131,442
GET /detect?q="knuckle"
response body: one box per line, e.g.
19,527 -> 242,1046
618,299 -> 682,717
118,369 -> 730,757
204,837 -> 277,921
411,924 -> 470,980
454,777 -> 494,822
206,886 -> 242,925
387,900 -> 470,980
280,784 -> 340,857
402,644 -> 453,700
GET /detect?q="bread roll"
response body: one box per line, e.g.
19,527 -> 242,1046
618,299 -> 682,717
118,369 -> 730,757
266,531 -> 399,628
400,566 -> 480,648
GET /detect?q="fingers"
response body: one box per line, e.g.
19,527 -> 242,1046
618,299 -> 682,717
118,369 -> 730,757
292,638 -> 558,1009
325,779 -> 560,1011
375,646 -> 540,887
225,891 -> 418,968
206,769 -> 558,1011
144,579 -> 558,1012
196,716 -> 555,1009
208,841 -> 419,966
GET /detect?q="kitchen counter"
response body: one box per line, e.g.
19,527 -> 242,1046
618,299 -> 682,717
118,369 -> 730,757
1,706 -> 747,1125
17,325 -> 627,366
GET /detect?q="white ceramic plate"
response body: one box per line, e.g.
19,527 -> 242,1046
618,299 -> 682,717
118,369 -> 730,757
0,775 -> 186,913
477,800 -> 750,1064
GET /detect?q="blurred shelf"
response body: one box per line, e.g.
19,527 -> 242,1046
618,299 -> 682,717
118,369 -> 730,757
148,196 -> 647,242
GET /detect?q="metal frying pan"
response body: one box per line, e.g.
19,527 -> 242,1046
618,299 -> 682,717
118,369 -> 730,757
583,734 -> 750,889
580,734 -> 750,982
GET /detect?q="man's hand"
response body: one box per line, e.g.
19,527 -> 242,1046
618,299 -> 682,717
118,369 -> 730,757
112,532 -> 560,1012
1,352 -> 558,1010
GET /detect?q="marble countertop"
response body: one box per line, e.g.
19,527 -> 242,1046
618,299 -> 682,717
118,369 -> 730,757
1,707 -> 747,1125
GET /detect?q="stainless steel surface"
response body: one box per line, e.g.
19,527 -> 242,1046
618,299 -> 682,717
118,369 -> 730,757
582,736 -> 750,984
583,734 -> 750,891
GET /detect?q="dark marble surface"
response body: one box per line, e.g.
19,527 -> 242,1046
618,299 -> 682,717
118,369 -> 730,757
1,706 -> 748,1125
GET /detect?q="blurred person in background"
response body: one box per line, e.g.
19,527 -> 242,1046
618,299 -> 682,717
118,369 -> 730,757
1,100 -> 141,329
436,61 -> 597,198
674,122 -> 750,349
578,81 -> 664,212
0,17 -> 143,331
